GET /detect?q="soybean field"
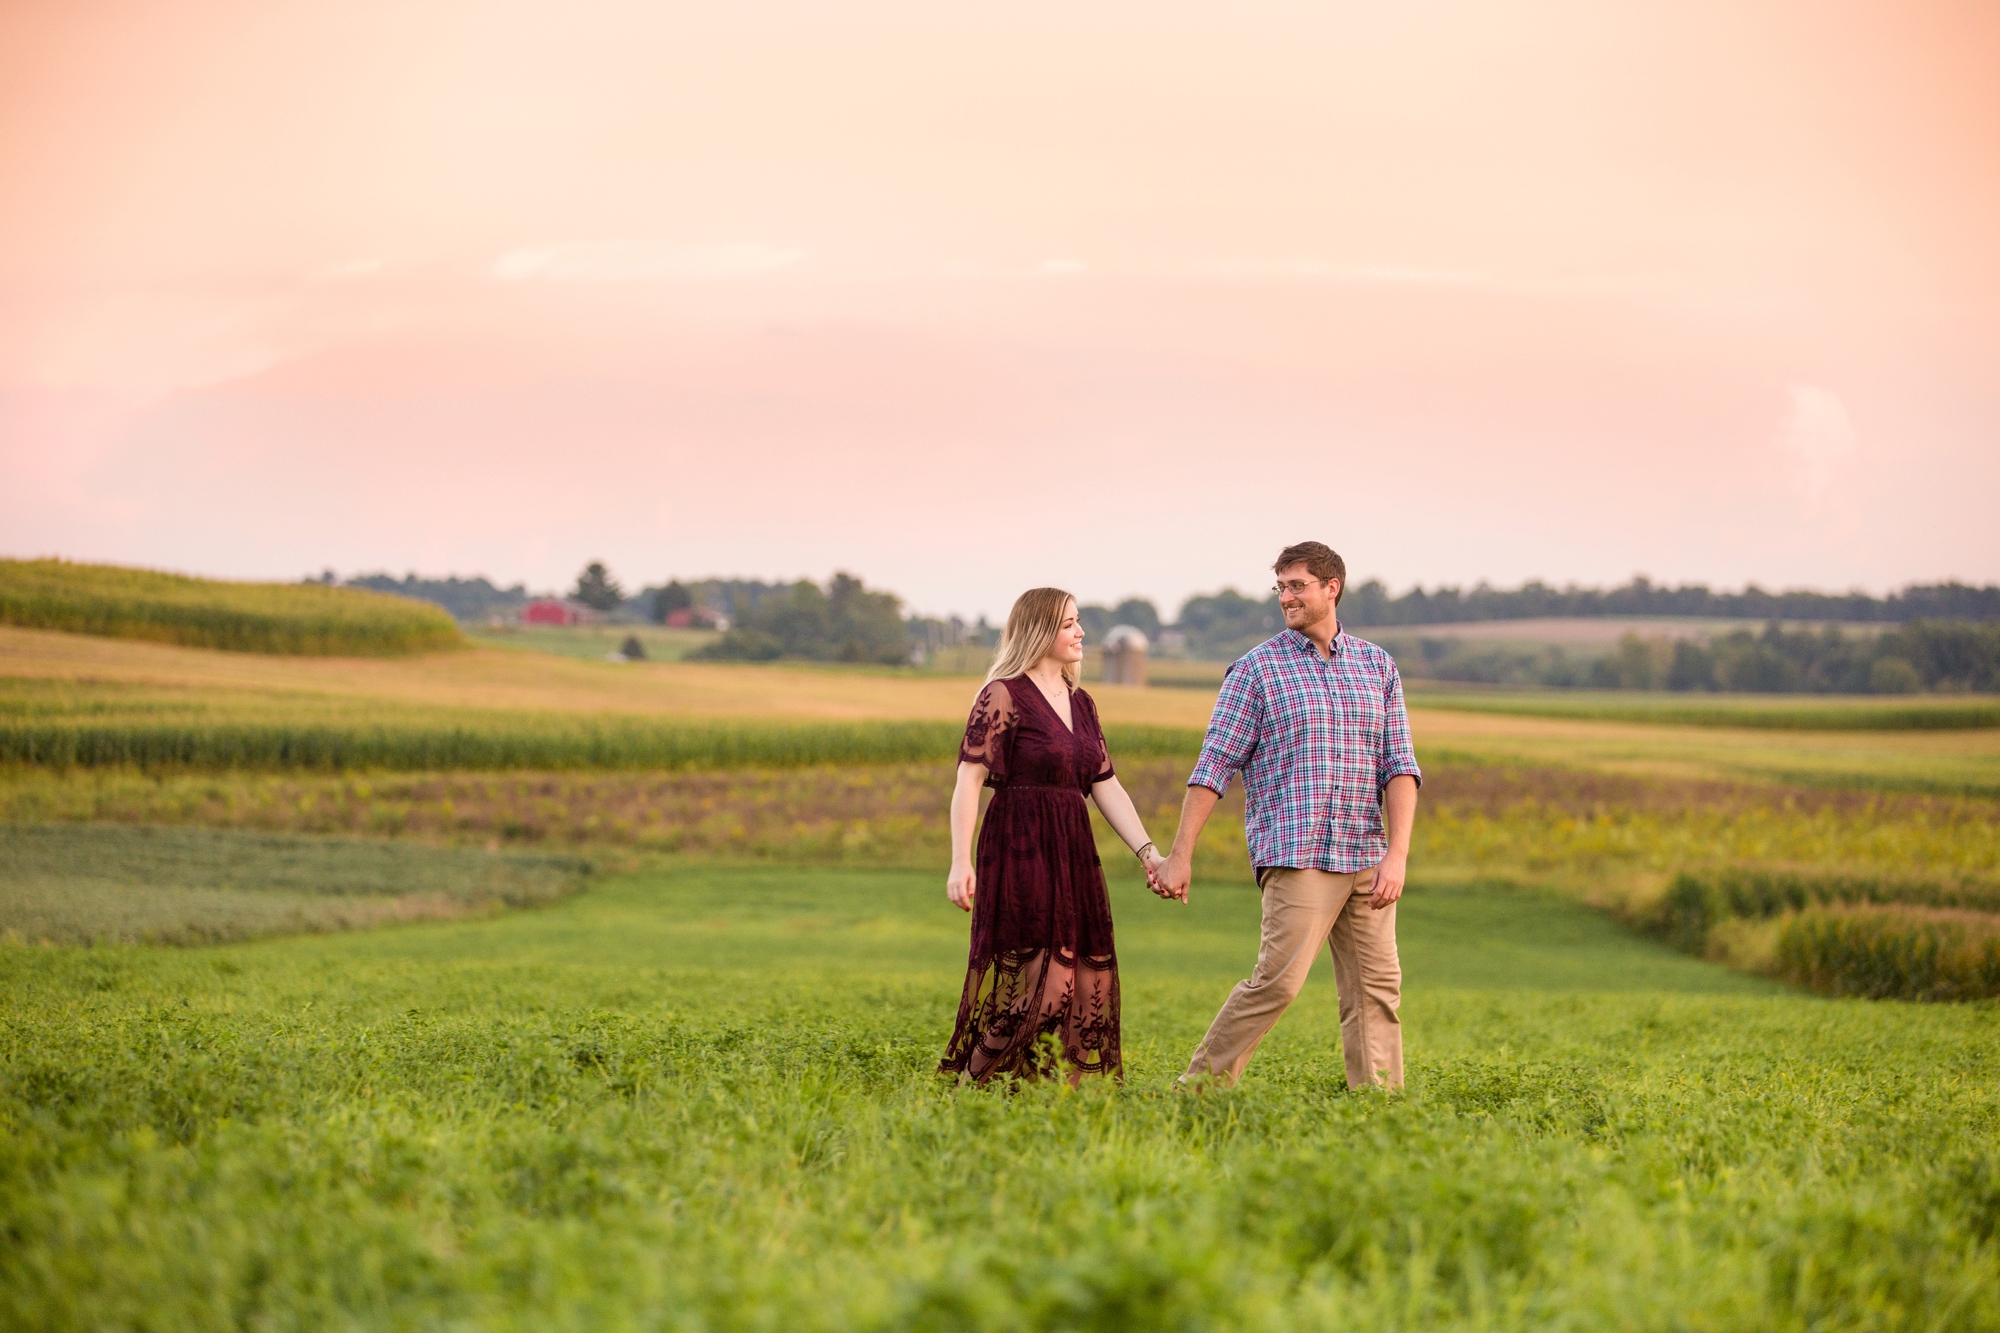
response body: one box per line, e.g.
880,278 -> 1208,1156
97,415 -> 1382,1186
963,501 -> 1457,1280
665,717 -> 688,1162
3,620 -> 1999,1328
5,861 -> 1997,1329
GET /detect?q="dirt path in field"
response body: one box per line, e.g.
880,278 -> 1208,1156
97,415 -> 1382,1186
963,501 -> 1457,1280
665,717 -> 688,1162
1,625 -> 1219,727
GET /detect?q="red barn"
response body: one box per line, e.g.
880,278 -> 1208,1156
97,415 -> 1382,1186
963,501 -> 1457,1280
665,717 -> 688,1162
522,599 -> 600,626
666,606 -> 729,630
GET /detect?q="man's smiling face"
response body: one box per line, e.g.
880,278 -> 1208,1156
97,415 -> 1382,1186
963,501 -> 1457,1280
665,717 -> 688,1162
1275,562 -> 1341,634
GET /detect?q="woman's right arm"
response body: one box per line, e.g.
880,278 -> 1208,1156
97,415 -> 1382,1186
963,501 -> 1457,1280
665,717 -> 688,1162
946,760 -> 989,911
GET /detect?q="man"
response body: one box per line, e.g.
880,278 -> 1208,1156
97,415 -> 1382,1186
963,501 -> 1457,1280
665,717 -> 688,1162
1153,541 -> 1421,1090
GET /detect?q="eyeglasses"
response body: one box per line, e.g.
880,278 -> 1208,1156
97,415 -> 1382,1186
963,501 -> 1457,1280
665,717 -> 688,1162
1272,579 -> 1330,596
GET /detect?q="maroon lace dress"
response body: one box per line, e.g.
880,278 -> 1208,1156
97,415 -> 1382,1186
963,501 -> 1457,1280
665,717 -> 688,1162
939,675 -> 1121,1082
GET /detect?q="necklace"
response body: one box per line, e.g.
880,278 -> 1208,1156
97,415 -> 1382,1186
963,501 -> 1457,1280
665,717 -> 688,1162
1026,670 -> 1073,731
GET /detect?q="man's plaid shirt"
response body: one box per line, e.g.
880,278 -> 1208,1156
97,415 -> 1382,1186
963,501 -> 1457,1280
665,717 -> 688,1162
1187,626 -> 1422,874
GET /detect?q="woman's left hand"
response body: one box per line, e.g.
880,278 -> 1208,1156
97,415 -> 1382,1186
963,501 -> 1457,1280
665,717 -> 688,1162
947,861 -> 977,912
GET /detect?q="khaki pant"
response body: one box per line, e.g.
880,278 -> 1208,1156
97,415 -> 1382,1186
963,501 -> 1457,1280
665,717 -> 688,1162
1182,866 -> 1403,1090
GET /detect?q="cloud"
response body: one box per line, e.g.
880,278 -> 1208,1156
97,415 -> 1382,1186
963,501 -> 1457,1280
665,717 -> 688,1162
493,241 -> 804,282
319,258 -> 386,279
1199,259 -> 1656,297
1775,384 -> 1859,501
1033,258 -> 1087,276
1203,259 -> 1447,282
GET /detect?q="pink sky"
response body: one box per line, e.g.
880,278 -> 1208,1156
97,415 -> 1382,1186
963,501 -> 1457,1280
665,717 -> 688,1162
2,0 -> 1996,619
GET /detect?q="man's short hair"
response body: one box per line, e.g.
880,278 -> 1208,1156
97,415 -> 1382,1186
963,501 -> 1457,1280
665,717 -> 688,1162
1273,541 -> 1346,604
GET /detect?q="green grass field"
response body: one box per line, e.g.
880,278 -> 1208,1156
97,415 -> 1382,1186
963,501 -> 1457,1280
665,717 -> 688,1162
6,862 -> 1997,1329
7,757 -> 1994,892
5,622 -> 2000,1325
0,824 -> 590,946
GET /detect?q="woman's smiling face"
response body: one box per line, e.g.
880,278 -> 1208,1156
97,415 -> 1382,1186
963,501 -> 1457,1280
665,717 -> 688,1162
1048,599 -> 1085,666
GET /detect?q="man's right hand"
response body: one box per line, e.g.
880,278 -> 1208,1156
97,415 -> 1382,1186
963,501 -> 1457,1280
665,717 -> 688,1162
1156,850 -> 1192,903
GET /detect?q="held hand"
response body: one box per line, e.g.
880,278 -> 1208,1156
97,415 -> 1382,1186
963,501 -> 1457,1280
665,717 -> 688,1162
946,863 -> 976,912
1140,847 -> 1169,896
1157,850 -> 1192,904
1369,852 -> 1407,910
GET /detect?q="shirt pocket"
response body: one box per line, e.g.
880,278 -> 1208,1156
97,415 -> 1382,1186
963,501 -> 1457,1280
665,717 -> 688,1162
1345,686 -> 1387,748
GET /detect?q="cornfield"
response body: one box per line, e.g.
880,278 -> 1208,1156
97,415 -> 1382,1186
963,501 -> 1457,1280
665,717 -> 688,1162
0,558 -> 463,656
1653,867 -> 2000,952
1652,868 -> 2000,1000
0,716 -> 1205,773
1773,905 -> 2000,1001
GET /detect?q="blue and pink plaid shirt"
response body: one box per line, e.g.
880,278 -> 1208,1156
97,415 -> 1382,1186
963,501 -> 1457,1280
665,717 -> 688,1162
1187,625 -> 1422,874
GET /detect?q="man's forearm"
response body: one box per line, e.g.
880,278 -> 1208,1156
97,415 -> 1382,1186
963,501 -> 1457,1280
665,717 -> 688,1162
1381,774 -> 1418,858
1169,785 -> 1223,859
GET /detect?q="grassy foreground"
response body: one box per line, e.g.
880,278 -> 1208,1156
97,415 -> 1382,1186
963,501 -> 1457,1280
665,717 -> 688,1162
0,561 -> 462,657
6,748 -> 1996,1000
0,825 -> 590,946
5,862 -> 1998,1330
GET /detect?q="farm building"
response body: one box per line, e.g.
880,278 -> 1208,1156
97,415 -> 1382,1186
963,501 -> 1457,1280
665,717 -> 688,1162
1099,625 -> 1149,686
521,599 -> 603,627
665,605 -> 730,630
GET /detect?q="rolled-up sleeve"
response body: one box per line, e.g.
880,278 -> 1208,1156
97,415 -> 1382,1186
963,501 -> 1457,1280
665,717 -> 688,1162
1375,664 -> 1422,792
1188,662 -> 1263,796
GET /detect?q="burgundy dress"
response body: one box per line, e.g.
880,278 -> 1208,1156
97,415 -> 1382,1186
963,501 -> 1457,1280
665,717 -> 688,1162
939,675 -> 1121,1082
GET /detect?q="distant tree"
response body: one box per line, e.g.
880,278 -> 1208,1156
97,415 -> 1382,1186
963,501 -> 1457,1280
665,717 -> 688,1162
652,581 -> 693,623
572,562 -> 624,611
1316,575 -> 2000,627
762,580 -> 834,656
1889,620 -> 2000,691
629,578 -> 786,623
905,612 -> 977,663
1605,632 -> 1669,690
826,572 -> 907,663
1868,657 -> 1919,694
712,629 -> 786,660
344,572 -> 529,622
1175,588 -> 1282,657
1666,641 -> 1718,691
691,572 -> 907,665
1370,617 -> 2000,694
1110,598 -> 1162,637
1340,579 -> 1394,624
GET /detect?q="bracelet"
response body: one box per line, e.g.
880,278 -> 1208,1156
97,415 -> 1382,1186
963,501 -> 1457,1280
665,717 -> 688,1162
1134,841 -> 1156,861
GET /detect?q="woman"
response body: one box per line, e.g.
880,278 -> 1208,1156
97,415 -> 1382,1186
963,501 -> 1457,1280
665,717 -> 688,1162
939,587 -> 1166,1083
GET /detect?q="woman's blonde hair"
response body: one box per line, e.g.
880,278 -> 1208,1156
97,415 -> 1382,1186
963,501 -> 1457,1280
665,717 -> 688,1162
985,587 -> 1080,688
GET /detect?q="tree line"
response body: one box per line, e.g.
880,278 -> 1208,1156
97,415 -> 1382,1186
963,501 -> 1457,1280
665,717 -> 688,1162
1341,576 -> 2000,627
326,563 -> 2000,689
687,574 -> 908,665
1387,621 -> 2000,694
1170,578 -> 2000,660
337,572 -> 529,622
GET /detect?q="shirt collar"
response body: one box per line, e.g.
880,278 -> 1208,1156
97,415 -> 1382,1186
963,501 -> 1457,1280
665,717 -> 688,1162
1283,623 -> 1343,658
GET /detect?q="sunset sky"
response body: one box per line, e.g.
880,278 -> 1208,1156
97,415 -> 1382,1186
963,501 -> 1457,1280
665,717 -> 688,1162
2,0 -> 1996,619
